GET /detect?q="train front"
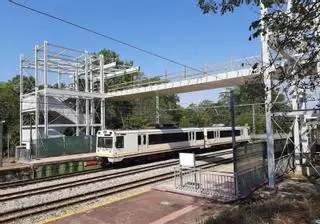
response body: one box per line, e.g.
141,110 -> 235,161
96,130 -> 115,162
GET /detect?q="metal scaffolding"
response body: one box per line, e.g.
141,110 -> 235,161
20,41 -> 139,154
261,0 -> 320,184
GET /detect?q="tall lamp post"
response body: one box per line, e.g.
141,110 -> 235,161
0,120 -> 5,167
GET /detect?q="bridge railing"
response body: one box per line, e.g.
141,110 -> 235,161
107,56 -> 261,92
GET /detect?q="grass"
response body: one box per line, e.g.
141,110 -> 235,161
202,177 -> 320,224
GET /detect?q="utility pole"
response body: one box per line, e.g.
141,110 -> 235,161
29,113 -> 33,155
0,121 -> 5,167
252,104 -> 256,135
155,93 -> 160,126
261,3 -> 275,187
230,90 -> 238,196
7,133 -> 10,159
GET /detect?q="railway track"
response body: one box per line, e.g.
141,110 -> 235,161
0,150 -> 231,202
0,168 -> 104,190
0,153 -> 232,223
0,148 -> 231,190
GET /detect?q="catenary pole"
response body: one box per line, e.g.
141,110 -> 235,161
261,2 -> 275,187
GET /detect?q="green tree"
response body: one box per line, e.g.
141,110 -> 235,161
0,81 -> 21,155
217,82 -> 291,133
98,49 -> 181,129
198,0 -> 320,91
180,103 -> 210,127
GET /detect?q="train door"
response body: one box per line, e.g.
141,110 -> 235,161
189,131 -> 196,146
138,134 -> 148,152
215,130 -> 220,141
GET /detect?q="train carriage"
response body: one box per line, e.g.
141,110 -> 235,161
96,126 -> 250,163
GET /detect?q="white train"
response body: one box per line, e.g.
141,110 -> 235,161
96,126 -> 250,163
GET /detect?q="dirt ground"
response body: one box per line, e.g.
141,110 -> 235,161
201,174 -> 320,224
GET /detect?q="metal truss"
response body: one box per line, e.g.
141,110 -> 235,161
20,41 -> 139,155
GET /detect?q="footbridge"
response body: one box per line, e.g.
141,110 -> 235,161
33,55 -> 262,101
20,41 -> 263,143
105,56 -> 261,100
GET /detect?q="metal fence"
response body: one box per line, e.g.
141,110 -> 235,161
174,167 -> 236,201
33,135 -> 96,158
236,140 -> 294,198
174,140 -> 294,200
275,153 -> 295,177
237,165 -> 267,197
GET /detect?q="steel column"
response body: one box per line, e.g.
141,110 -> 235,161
75,59 -> 80,136
19,55 -> 24,145
0,122 -> 3,167
100,54 -> 105,130
261,4 -> 275,187
230,89 -> 238,196
90,58 -> 95,135
155,93 -> 160,125
43,41 -> 49,139
252,104 -> 256,135
34,45 -> 39,157
85,52 -> 90,135
57,66 -> 61,89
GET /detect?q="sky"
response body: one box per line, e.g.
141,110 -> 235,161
0,0 -> 261,105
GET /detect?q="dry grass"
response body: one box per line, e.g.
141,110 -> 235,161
202,177 -> 320,224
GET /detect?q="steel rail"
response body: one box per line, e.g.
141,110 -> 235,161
0,157 -> 232,223
0,150 -> 231,202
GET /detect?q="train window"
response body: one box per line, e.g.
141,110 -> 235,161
173,133 -> 188,142
196,132 -> 204,140
138,136 -> 141,145
149,132 -> 188,145
207,131 -> 215,139
116,136 -> 124,148
143,135 -> 146,145
149,134 -> 162,145
220,130 -> 241,137
220,130 -> 231,137
98,137 -> 113,148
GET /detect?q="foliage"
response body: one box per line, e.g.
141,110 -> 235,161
0,49 -> 291,158
98,49 -> 181,129
0,77 -> 28,155
198,0 -> 320,91
177,81 -> 290,134
203,177 -> 320,224
8,75 -> 35,93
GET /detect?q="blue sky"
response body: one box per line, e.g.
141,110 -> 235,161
0,0 -> 261,105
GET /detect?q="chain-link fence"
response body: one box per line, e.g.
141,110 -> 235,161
33,135 -> 96,158
236,140 -> 294,198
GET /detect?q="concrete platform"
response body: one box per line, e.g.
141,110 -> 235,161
0,153 -> 100,183
43,190 -> 211,224
21,153 -> 97,166
154,176 -> 237,203
0,158 -> 33,183
0,158 -> 30,171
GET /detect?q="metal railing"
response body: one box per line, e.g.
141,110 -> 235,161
108,56 -> 261,92
174,167 -> 236,201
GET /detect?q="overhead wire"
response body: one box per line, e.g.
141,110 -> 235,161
8,0 -> 204,73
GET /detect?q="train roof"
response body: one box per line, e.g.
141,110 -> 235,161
104,126 -> 248,134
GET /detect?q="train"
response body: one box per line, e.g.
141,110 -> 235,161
96,126 -> 250,163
